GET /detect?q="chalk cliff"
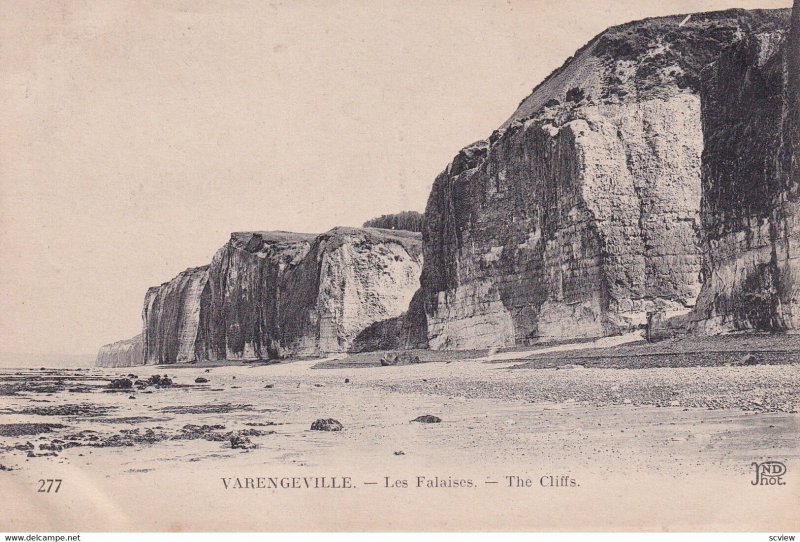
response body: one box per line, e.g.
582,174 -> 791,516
197,227 -> 422,360
97,7 -> 797,366
419,9 -> 790,349
143,266 -> 209,364
195,231 -> 315,361
95,334 -> 143,368
101,228 -> 422,366
689,1 -> 800,331
276,227 -> 422,356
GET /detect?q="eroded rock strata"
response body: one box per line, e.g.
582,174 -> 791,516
100,228 -> 423,366
419,9 -> 790,349
197,227 -> 422,360
277,228 -> 422,357
689,1 -> 800,332
195,231 -> 315,361
143,266 -> 209,364
96,7 -> 798,367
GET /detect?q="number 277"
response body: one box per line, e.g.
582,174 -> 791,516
37,479 -> 62,493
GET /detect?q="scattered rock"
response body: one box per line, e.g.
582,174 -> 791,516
411,415 -> 441,424
128,395 -> 136,400
229,435 -> 256,449
108,378 -> 133,390
0,464 -> 12,471
380,352 -> 421,367
0,423 -> 66,437
310,419 -> 343,431
264,384 -> 274,389
2,404 -> 115,417
10,442 -> 34,451
194,377 -> 209,384
161,403 -> 252,415
740,354 -> 761,366
344,378 -> 350,384
243,422 -> 278,427
393,451 -> 405,456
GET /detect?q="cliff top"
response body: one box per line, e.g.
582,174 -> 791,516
315,226 -> 423,259
148,265 -> 209,291
230,227 -> 420,245
502,7 -> 790,128
324,226 -> 421,242
230,230 -> 317,245
228,227 -> 422,260
98,334 -> 142,349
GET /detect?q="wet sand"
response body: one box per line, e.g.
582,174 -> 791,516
1,337 -> 799,531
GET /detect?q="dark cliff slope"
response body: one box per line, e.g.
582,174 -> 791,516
420,8 -> 790,349
196,231 -> 315,361
690,0 -> 800,332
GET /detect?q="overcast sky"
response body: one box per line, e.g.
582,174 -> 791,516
0,0 -> 791,361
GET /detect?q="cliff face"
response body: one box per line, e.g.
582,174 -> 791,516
125,227 -> 422,366
278,228 -> 423,356
96,334 -> 143,368
784,0 -> 800,328
690,1 -> 800,331
98,7 -> 796,366
196,231 -> 315,361
143,266 -> 209,364
420,9 -> 790,349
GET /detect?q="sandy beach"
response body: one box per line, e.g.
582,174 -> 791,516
1,334 -> 798,531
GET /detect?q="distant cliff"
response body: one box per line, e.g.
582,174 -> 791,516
419,8 -> 790,349
96,335 -> 143,368
689,0 -> 800,331
97,227 -> 422,366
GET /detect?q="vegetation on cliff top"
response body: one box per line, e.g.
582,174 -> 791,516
363,211 -> 424,232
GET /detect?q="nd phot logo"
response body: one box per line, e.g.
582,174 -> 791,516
751,461 -> 787,486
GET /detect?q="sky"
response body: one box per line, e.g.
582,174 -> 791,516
0,0 -> 792,362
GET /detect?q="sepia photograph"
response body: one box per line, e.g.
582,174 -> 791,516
0,0 -> 798,535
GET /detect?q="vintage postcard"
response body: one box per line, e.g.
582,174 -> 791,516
0,0 -> 798,534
